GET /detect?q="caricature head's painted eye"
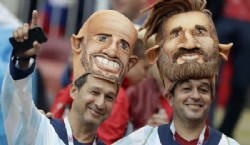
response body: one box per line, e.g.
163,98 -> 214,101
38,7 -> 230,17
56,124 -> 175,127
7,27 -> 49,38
119,40 -> 130,51
96,35 -> 109,42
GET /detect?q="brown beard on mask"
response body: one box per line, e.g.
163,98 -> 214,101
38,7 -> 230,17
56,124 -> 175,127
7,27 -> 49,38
158,46 -> 221,82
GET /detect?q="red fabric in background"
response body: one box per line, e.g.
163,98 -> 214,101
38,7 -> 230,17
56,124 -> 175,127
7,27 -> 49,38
223,0 -> 250,22
127,75 -> 172,130
50,84 -> 73,118
160,95 -> 172,121
217,61 -> 232,107
148,0 -> 156,5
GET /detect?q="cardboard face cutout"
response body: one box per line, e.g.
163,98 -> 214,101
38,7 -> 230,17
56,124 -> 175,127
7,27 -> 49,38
143,2 -> 232,95
71,10 -> 138,86
159,12 -> 221,81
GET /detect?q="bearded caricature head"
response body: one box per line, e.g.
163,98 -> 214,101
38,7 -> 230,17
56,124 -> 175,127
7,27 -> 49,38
71,10 -> 138,86
142,0 -> 233,97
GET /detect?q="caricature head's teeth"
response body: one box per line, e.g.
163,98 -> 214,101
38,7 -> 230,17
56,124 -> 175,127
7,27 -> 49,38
182,55 -> 198,60
103,58 -> 108,64
108,61 -> 113,67
96,56 -> 120,69
114,63 -> 119,69
97,57 -> 102,62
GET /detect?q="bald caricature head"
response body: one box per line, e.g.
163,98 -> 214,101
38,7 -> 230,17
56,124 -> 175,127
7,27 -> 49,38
71,10 -> 138,86
141,0 -> 233,96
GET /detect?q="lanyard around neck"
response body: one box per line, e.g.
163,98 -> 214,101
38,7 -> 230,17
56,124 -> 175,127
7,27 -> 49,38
170,121 -> 206,145
64,117 -> 97,145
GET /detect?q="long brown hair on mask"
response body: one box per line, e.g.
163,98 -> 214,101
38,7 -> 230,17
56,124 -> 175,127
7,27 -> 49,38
141,0 -> 212,44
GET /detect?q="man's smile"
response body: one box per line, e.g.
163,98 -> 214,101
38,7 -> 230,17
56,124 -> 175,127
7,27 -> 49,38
88,106 -> 104,117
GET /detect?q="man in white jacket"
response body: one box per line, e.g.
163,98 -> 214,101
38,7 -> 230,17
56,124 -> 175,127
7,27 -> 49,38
114,77 -> 239,145
114,0 -> 239,144
1,9 -> 138,145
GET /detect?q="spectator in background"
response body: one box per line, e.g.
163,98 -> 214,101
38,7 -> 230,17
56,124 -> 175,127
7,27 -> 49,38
127,65 -> 172,131
208,0 -> 250,137
110,0 -> 172,132
126,28 -> 172,131
60,53 -> 73,88
110,0 -> 149,25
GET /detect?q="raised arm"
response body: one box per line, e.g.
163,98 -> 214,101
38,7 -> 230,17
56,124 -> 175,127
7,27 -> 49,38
0,10 -> 58,145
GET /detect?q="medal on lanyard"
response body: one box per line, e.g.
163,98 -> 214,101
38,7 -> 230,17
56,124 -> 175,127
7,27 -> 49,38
170,121 -> 206,145
64,117 -> 97,145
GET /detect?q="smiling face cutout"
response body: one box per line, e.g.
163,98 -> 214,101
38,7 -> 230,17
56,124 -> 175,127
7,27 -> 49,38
141,0 -> 232,96
145,11 -> 232,95
71,10 -> 138,86
159,11 -> 221,82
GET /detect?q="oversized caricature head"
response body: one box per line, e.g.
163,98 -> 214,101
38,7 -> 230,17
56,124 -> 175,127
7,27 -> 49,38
142,0 -> 232,96
71,10 -> 138,86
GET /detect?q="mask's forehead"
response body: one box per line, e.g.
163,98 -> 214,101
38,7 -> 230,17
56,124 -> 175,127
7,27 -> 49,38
164,11 -> 212,34
87,13 -> 137,50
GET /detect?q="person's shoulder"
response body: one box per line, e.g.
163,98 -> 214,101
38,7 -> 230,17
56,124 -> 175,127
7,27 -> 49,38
50,118 -> 65,128
113,126 -> 159,145
227,137 -> 240,145
121,125 -> 155,138
220,134 -> 240,145
208,127 -> 240,145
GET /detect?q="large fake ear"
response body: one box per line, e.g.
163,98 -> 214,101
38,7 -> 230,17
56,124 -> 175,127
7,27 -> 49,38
127,55 -> 139,72
71,34 -> 84,54
70,84 -> 78,100
144,45 -> 160,64
218,43 -> 233,61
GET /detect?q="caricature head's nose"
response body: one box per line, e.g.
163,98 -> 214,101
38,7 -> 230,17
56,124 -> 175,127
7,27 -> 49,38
102,39 -> 119,58
178,31 -> 200,49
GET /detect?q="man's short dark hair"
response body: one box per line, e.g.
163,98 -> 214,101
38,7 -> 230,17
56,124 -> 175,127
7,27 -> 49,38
73,73 -> 89,89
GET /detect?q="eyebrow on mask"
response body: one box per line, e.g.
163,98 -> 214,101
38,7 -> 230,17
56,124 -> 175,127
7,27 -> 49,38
170,26 -> 182,35
96,33 -> 112,37
195,25 -> 208,32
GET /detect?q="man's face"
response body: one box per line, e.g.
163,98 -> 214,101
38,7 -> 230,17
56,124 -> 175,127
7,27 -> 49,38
158,11 -> 220,82
81,15 -> 137,84
169,79 -> 212,122
72,75 -> 117,127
